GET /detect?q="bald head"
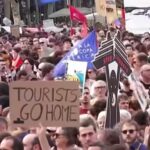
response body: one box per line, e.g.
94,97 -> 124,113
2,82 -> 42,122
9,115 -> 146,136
23,134 -> 37,150
140,64 -> 150,73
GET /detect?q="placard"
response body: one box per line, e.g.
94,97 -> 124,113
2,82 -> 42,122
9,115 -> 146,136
9,81 -> 81,127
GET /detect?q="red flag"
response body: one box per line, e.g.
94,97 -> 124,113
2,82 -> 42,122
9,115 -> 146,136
81,22 -> 88,38
121,7 -> 126,29
69,5 -> 87,23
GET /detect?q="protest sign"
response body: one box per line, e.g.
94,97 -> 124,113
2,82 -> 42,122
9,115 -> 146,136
93,30 -> 132,128
66,60 -> 87,90
95,0 -> 117,24
10,81 -> 81,127
95,0 -> 106,17
124,0 -> 150,34
106,0 -> 118,24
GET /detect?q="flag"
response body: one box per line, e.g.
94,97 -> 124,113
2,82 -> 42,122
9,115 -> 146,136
69,5 -> 87,23
54,31 -> 97,77
81,22 -> 88,38
39,0 -> 60,4
121,7 -> 126,29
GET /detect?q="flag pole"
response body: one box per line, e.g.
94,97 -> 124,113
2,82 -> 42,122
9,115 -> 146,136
92,6 -> 96,29
68,0 -> 74,36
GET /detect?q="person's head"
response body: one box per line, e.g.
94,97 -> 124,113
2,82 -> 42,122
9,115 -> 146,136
16,70 -> 28,81
39,38 -> 47,48
33,38 -> 39,47
140,63 -> 150,81
79,114 -> 97,149
80,87 -> 91,105
132,52 -> 148,70
89,100 -> 106,119
88,142 -> 105,150
48,38 -> 56,49
63,38 -> 72,52
118,94 -> 129,110
0,132 -> 11,143
90,80 -> 107,99
125,44 -> 134,65
23,133 -> 41,150
40,63 -> 54,80
132,110 -> 149,142
121,120 -> 139,145
11,47 -> 21,60
120,109 -> 131,122
55,127 -> 80,148
128,100 -> 141,115
107,144 -> 127,150
86,69 -> 97,80
21,57 -> 35,72
98,129 -> 120,145
0,136 -> 23,150
0,117 -> 8,132
97,111 -> 106,129
19,49 -> 30,61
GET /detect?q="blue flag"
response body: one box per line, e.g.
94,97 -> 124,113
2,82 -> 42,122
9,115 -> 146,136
39,0 -> 60,4
54,31 -> 98,77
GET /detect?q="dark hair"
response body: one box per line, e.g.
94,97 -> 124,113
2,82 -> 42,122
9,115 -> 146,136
13,47 -> 22,53
135,44 -> 147,54
136,52 -> 148,63
24,57 -> 35,70
89,141 -> 105,150
61,127 -> 81,146
99,129 -> 120,145
0,132 -> 11,143
16,70 -> 27,80
41,63 -> 54,78
89,100 -> 106,119
19,49 -> 30,57
3,136 -> 23,150
107,144 -> 127,150
132,110 -> 149,126
0,82 -> 9,96
129,100 -> 141,111
118,93 -> 128,103
121,119 -> 139,131
80,114 -> 97,132
32,136 -> 42,149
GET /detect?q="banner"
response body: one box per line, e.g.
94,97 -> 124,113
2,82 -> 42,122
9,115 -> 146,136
54,31 -> 97,77
10,81 -> 81,127
124,0 -> 150,34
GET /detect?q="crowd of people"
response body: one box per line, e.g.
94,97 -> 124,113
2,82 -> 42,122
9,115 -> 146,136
0,24 -> 149,150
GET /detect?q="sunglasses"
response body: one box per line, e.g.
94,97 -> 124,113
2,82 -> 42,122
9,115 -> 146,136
122,129 -> 136,134
48,45 -> 54,48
